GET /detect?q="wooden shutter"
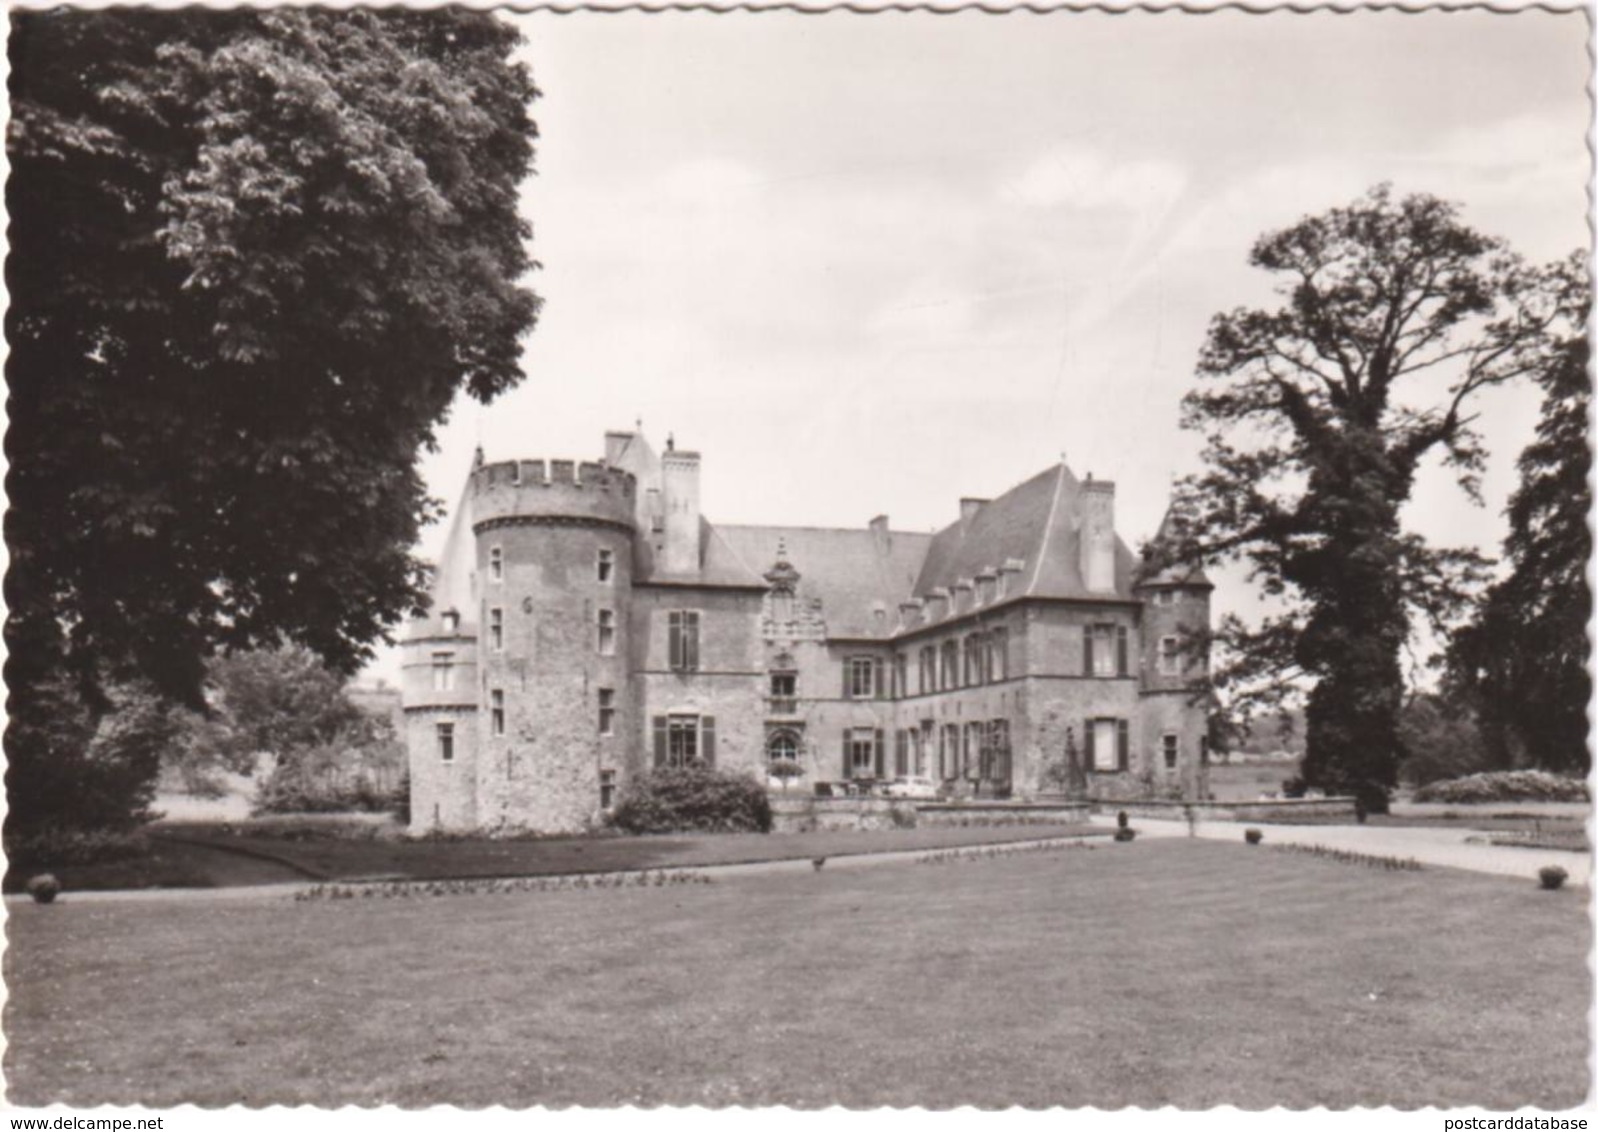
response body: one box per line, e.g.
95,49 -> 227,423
685,612 -> 700,672
1083,628 -> 1093,676
842,733 -> 853,779
875,658 -> 886,700
668,612 -> 682,670
1117,719 -> 1130,771
843,657 -> 852,697
1084,718 -> 1096,769
874,729 -> 885,777
1117,626 -> 1129,676
653,715 -> 668,767
701,716 -> 716,767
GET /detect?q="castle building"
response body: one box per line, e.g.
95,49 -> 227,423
401,429 -> 1212,833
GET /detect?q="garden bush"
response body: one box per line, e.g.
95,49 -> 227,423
4,827 -> 152,869
607,764 -> 772,834
251,764 -> 404,816
24,874 -> 61,904
1539,865 -> 1569,891
1413,770 -> 1589,805
1245,828 -> 1263,845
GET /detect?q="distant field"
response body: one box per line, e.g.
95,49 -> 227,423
1208,758 -> 1300,801
6,839 -> 1587,1109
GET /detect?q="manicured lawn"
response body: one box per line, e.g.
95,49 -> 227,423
5,840 -> 1587,1108
145,821 -> 1105,885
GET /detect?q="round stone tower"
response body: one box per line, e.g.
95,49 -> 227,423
471,457 -> 637,832
1134,556 -> 1214,802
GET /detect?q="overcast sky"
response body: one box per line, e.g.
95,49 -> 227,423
366,9 -> 1589,683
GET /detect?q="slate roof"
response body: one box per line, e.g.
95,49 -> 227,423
913,463 -> 1138,603
716,524 -> 935,639
636,517 -> 770,589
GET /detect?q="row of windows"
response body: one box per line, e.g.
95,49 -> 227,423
428,607 -> 701,678
487,546 -> 615,585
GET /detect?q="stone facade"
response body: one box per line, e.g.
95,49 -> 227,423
402,429 -> 1213,834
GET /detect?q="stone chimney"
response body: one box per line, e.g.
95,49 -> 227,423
1080,479 -> 1117,593
868,514 -> 889,535
661,446 -> 701,575
960,497 -> 988,524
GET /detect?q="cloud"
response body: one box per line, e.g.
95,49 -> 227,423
1000,146 -> 1189,215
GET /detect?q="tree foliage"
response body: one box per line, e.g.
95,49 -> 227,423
1165,186 -> 1582,808
6,10 -> 538,829
1445,255 -> 1591,774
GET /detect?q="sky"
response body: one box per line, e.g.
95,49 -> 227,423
366,8 -> 1590,684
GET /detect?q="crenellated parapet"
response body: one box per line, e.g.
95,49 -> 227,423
471,459 -> 637,533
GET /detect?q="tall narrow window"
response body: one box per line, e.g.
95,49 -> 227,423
1163,732 -> 1179,770
769,672 -> 797,714
1085,624 -> 1128,677
918,647 -> 932,694
600,769 -> 617,810
490,689 -> 505,736
1086,717 -> 1130,772
847,656 -> 875,699
436,722 -> 455,763
431,652 -> 455,691
597,548 -> 614,583
489,607 -> 504,652
964,635 -> 983,686
668,611 -> 700,671
597,608 -> 616,656
1159,636 -> 1181,676
488,546 -> 504,583
988,628 -> 1008,682
941,641 -> 958,689
894,654 -> 908,699
598,688 -> 615,736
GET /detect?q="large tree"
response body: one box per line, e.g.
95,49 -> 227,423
1167,186 -> 1581,810
6,9 -> 539,830
1445,255 -> 1591,774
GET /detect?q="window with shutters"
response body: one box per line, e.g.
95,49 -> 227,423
845,727 -> 879,778
489,608 -> 505,652
1163,732 -> 1179,770
1159,635 -> 1181,676
1085,623 -> 1128,677
597,688 -> 615,736
653,713 -> 716,768
986,719 -> 1011,782
847,656 -> 875,699
490,689 -> 505,736
597,608 -> 616,656
436,722 -> 455,763
987,628 -> 1008,683
597,548 -> 614,583
667,611 -> 700,672
1085,717 -> 1130,772
431,652 -> 455,691
488,545 -> 504,583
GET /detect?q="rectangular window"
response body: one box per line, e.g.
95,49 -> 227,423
489,607 -> 504,652
1163,732 -> 1179,770
1086,717 -> 1130,772
894,729 -> 909,777
668,610 -> 700,672
988,628 -> 1008,683
1156,589 -> 1177,606
600,769 -> 617,810
597,608 -> 616,656
941,641 -> 958,690
918,647 -> 932,695
1085,624 -> 1128,678
918,721 -> 933,777
894,654 -> 908,699
987,720 -> 1011,782
431,652 -> 455,691
941,724 -> 959,779
490,689 -> 505,737
436,722 -> 455,763
1159,635 -> 1181,676
668,715 -> 699,765
598,688 -> 615,736
488,545 -> 504,583
964,636 -> 983,686
963,722 -> 982,779
847,727 -> 877,778
847,656 -> 875,699
597,548 -> 614,583
769,672 -> 796,715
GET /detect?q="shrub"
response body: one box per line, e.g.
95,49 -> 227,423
1539,865 -> 1569,891
1244,828 -> 1263,845
24,874 -> 61,904
1413,770 -> 1589,805
4,828 -> 152,869
608,764 -> 772,835
251,763 -> 403,816
1113,828 -> 1136,842
1280,776 -> 1308,799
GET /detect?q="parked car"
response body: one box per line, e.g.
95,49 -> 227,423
882,775 -> 940,800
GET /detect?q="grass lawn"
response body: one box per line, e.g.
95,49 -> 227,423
139,821 -> 1104,886
5,839 -> 1587,1109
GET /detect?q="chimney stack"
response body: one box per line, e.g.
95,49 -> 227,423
661,446 -> 701,575
1080,480 -> 1117,593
